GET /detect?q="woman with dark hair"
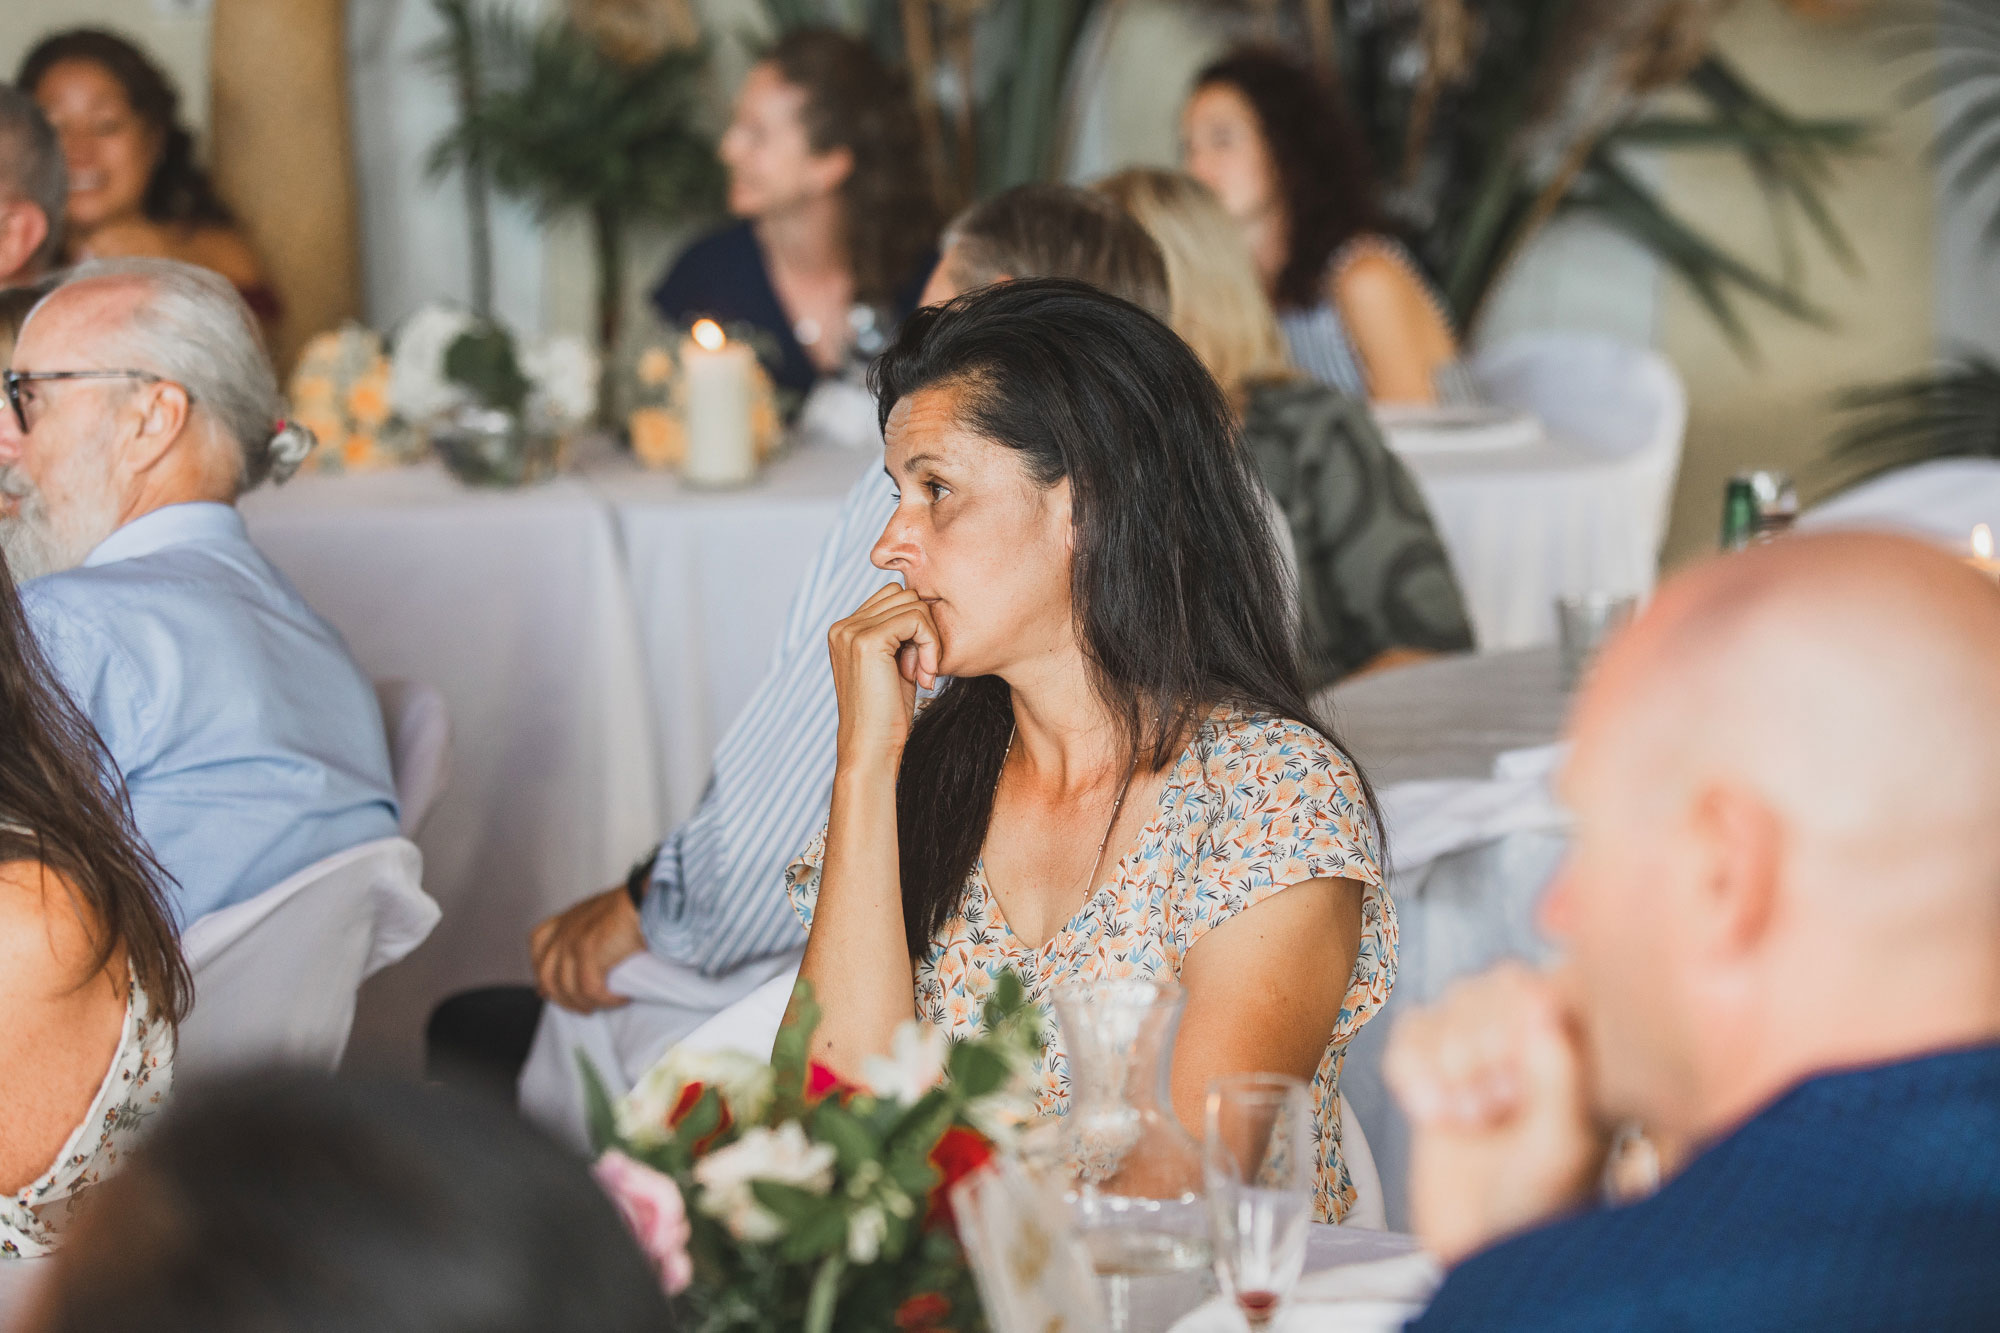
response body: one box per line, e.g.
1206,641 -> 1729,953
17,29 -> 274,326
650,28 -> 940,401
786,279 -> 1396,1223
0,550 -> 188,1257
1183,47 -> 1467,405
23,1071 -> 677,1330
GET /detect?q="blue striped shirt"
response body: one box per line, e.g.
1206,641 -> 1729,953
638,460 -> 897,974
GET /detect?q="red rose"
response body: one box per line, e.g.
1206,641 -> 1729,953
806,1061 -> 847,1102
894,1291 -> 953,1331
668,1081 -> 704,1128
924,1126 -> 995,1229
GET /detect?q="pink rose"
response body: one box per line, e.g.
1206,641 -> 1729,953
592,1151 -> 694,1297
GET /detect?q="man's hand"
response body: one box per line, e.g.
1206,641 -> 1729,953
530,887 -> 646,1014
1384,963 -> 1609,1266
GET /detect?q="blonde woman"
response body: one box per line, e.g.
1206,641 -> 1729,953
1097,169 -> 1474,685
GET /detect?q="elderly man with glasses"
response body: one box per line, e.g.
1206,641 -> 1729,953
0,258 -> 398,925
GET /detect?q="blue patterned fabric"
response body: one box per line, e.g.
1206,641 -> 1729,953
637,460 -> 896,974
1408,1043 -> 2000,1331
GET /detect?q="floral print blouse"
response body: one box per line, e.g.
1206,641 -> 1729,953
1,979 -> 174,1258
786,705 -> 1397,1221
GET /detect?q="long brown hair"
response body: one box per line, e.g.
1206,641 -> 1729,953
0,552 -> 189,1022
768,28 -> 941,308
1194,47 -> 1388,312
18,28 -> 236,230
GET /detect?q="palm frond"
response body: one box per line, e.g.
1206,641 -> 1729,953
1829,359 -> 2000,484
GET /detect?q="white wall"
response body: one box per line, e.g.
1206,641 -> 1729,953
1,1 -> 211,132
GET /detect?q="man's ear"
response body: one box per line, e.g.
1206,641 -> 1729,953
120,381 -> 195,476
1688,782 -> 1785,958
0,202 -> 49,283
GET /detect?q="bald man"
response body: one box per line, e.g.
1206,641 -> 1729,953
1388,532 -> 2000,1328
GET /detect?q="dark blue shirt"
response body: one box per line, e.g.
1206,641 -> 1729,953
1409,1044 -> 2000,1331
649,221 -> 934,400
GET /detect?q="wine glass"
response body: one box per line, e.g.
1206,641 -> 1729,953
1203,1073 -> 1314,1329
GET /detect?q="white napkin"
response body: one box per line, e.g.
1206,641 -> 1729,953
1167,1252 -> 1444,1333
1377,771 -> 1568,885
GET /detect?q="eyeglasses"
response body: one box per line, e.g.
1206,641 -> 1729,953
2,369 -> 189,434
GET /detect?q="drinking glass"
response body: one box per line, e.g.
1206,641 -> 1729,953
1555,592 -> 1638,691
1203,1074 -> 1314,1330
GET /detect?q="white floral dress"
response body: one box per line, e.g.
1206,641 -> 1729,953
1,979 -> 174,1258
786,706 -> 1396,1221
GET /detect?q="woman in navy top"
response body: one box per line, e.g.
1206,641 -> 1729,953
651,29 -> 940,401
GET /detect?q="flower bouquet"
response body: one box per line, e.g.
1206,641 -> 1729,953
390,304 -> 598,486
621,321 -> 785,473
286,325 -> 424,474
587,972 -> 1043,1333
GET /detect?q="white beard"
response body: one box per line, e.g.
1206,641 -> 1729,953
0,462 -> 123,583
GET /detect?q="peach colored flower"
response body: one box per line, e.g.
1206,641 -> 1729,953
629,407 -> 684,470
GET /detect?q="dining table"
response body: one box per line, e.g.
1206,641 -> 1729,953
238,439 -> 872,1070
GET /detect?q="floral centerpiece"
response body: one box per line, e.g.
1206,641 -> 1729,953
286,325 -> 425,474
622,322 -> 785,472
390,304 -> 598,486
587,972 -> 1043,1333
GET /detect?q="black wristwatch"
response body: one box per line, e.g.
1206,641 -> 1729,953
623,845 -> 661,909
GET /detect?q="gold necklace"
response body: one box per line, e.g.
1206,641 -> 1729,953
999,725 -> 1140,898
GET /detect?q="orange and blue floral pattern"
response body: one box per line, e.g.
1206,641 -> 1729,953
786,706 -> 1397,1222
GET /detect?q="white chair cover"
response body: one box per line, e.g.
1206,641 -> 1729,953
1799,457 -> 2000,548
373,678 -> 452,837
1448,332 -> 1687,641
178,837 -> 439,1077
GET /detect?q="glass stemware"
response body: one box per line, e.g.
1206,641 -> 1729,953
1204,1073 -> 1314,1330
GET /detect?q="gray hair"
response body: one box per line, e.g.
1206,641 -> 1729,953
44,258 -> 307,492
0,86 -> 66,275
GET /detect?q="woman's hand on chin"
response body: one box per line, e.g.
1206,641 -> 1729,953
828,583 -> 941,769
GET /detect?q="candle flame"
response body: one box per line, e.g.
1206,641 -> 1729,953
1976,524 -> 1994,561
692,319 -> 725,351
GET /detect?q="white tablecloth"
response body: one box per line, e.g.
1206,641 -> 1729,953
1387,423 -> 1667,653
1320,649 -> 1574,1230
238,444 -> 860,1070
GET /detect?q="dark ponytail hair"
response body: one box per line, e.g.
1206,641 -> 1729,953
1194,47 -> 1387,312
870,278 -> 1373,957
0,550 -> 189,1022
19,28 -> 236,229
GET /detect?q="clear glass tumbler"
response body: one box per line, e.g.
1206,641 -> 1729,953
1203,1073 -> 1314,1330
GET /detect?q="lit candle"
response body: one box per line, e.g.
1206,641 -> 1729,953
681,319 -> 756,487
1969,524 -> 2000,583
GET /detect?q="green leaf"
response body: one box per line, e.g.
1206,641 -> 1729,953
578,1053 -> 620,1155
944,1039 -> 1010,1099
1828,359 -> 2000,484
672,1087 -> 724,1152
810,1102 -> 880,1173
802,1251 -> 847,1333
444,323 -> 531,413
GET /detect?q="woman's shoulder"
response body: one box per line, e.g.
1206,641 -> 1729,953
176,225 -> 266,289
1193,707 -> 1365,796
0,860 -> 109,996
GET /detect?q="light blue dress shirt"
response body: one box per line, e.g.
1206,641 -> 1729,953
640,460 -> 897,974
22,502 -> 401,927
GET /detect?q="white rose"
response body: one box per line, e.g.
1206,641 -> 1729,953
618,1046 -> 775,1148
523,333 -> 599,426
389,304 -> 476,422
861,1020 -> 948,1106
692,1122 -> 837,1243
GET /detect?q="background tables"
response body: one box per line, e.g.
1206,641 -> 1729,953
238,443 -> 866,1069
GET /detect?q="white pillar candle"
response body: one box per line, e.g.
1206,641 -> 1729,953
681,319 -> 756,486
